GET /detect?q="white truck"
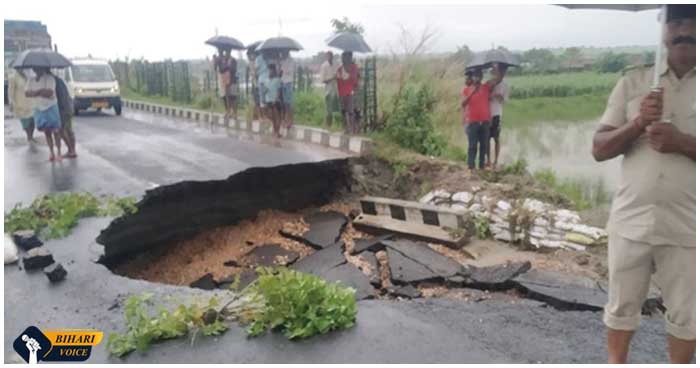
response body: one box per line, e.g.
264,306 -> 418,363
61,57 -> 122,115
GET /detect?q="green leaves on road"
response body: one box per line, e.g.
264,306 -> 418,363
107,268 -> 358,357
246,267 -> 357,340
4,192 -> 138,239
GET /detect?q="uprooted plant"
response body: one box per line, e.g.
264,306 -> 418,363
4,192 -> 138,240
107,267 -> 358,357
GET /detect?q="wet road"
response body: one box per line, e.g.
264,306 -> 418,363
4,108 -> 346,210
3,107 -> 670,363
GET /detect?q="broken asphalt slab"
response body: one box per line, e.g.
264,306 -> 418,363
299,211 -> 348,250
12,230 -> 43,251
384,239 -> 462,281
3,207 -> 673,363
43,263 -> 67,283
22,247 -> 55,270
291,241 -> 346,275
358,251 -> 382,287
319,263 -> 376,300
190,273 -> 217,290
386,247 -> 442,285
290,242 -> 374,300
463,261 -> 532,290
513,269 -> 608,312
389,284 -> 422,299
243,244 -> 299,267
350,234 -> 393,254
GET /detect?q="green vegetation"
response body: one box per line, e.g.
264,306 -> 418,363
383,83 -> 446,157
533,168 -> 609,211
4,193 -> 137,239
106,294 -> 229,357
474,216 -> 491,240
246,267 -> 357,339
107,268 -> 358,358
508,72 -> 617,99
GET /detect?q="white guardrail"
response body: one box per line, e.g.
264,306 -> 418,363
122,99 -> 374,155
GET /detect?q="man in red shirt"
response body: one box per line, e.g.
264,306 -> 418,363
462,66 -> 503,170
336,51 -> 360,134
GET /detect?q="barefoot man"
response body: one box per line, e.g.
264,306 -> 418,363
592,4 -> 695,363
25,67 -> 62,161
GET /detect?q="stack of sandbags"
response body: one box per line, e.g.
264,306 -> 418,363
418,188 -> 608,252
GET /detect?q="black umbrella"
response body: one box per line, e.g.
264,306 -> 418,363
11,49 -> 72,69
256,37 -> 303,52
466,49 -> 520,70
326,32 -> 372,53
205,35 -> 246,50
247,41 -> 263,54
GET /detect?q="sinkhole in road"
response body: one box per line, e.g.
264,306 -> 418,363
94,158 -> 612,311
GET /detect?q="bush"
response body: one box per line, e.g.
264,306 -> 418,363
294,90 -> 326,127
246,268 -> 357,339
383,83 -> 447,157
195,94 -> 214,110
533,168 -> 594,211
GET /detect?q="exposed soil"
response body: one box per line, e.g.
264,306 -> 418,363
113,153 -> 611,299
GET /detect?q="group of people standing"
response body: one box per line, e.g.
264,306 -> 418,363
218,48 -> 361,137
8,67 -> 77,161
231,48 -> 297,138
320,50 -> 362,134
461,62 -> 509,170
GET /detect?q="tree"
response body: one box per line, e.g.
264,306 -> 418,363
521,48 -> 557,73
330,17 -> 365,35
596,52 -> 629,73
451,44 -> 474,64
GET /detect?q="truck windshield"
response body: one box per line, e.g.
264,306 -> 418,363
72,65 -> 115,82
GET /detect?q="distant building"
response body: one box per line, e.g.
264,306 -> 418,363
4,20 -> 52,103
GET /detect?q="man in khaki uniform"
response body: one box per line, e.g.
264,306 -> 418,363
592,4 -> 695,364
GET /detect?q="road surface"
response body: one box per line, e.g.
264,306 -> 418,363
4,107 -> 670,363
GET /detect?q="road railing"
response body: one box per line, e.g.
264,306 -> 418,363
122,99 -> 374,155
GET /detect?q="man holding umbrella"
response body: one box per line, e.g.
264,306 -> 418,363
14,49 -> 72,162
326,32 -> 372,134
591,4 -> 695,364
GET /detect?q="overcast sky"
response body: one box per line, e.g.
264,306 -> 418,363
4,0 -> 662,60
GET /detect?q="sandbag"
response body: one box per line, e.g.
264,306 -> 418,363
5,234 -> 18,264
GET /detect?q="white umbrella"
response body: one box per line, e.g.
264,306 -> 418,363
557,4 -> 664,87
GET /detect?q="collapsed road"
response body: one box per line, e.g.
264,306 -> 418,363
4,108 -> 670,363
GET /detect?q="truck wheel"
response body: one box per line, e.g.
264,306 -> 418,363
115,105 -> 122,116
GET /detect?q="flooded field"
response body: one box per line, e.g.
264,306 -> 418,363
499,119 -> 621,208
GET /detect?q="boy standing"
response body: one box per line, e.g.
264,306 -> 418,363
487,63 -> 509,169
264,64 -> 283,138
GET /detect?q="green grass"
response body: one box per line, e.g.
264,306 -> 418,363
508,72 -> 618,99
532,169 -> 596,211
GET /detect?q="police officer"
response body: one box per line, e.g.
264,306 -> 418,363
592,4 -> 695,364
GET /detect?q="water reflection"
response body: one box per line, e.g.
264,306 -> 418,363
500,119 -> 621,206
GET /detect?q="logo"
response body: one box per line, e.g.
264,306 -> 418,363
13,326 -> 103,364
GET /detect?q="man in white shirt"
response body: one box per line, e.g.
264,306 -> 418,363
279,50 -> 296,128
487,63 -> 509,169
25,67 -> 62,161
319,51 -> 337,126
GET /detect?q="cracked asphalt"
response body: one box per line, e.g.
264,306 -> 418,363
3,107 -> 670,363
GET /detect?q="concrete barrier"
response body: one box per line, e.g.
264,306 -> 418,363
122,98 -> 373,154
